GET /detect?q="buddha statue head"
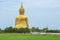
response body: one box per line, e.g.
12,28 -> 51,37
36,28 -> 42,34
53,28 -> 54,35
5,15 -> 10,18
19,3 -> 25,15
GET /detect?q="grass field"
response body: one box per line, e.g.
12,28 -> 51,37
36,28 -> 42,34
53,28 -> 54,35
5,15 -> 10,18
0,33 -> 60,40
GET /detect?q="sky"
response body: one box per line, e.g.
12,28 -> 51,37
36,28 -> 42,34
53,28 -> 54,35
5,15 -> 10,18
0,0 -> 60,30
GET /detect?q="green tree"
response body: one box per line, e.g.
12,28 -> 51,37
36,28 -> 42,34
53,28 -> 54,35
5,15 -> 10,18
32,27 -> 40,32
4,26 -> 13,33
43,27 -> 48,32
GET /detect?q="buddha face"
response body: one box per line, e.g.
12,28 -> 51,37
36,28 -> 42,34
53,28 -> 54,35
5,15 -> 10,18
19,8 -> 25,15
19,4 -> 25,15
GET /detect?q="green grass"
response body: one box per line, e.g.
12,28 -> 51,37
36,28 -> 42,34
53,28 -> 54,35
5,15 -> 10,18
0,33 -> 60,40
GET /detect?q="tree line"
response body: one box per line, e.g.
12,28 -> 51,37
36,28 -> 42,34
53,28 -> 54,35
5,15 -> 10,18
0,26 -> 30,33
0,26 -> 60,33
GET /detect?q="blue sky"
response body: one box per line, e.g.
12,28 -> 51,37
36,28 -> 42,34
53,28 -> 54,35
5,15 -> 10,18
0,0 -> 60,30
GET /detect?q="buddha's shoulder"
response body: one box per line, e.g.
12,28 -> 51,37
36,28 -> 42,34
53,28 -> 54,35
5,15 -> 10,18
25,16 -> 28,19
16,16 -> 20,18
25,16 -> 28,18
16,16 -> 28,18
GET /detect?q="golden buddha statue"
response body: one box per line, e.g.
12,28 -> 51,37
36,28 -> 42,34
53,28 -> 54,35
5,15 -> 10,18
15,3 -> 29,29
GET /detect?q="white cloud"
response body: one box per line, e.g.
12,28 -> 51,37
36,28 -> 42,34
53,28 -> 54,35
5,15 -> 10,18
48,0 -> 60,8
19,0 -> 60,8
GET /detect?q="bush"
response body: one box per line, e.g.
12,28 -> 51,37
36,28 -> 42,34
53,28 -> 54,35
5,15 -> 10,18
3,27 -> 30,33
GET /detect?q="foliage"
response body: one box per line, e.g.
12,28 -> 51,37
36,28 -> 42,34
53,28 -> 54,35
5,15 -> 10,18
32,27 -> 40,32
0,26 -> 60,33
3,26 -> 30,33
46,30 -> 60,33
43,27 -> 48,32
